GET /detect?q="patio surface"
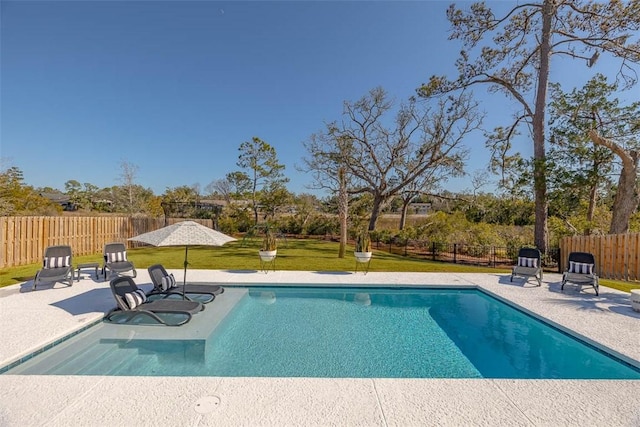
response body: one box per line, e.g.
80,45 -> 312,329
0,269 -> 639,426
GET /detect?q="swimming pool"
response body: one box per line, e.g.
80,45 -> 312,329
4,286 -> 640,379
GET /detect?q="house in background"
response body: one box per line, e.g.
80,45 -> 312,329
40,192 -> 76,211
409,202 -> 432,215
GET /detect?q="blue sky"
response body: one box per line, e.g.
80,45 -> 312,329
0,1 -> 632,197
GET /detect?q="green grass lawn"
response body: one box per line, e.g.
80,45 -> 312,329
2,237 -> 638,293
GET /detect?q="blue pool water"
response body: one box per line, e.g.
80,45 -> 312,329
4,287 -> 640,379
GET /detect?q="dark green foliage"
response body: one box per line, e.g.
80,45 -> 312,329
235,137 -> 289,224
0,167 -> 61,215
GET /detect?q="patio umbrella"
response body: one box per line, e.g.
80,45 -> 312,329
128,221 -> 236,298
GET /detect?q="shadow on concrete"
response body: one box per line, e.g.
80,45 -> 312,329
49,288 -> 114,315
609,304 -> 640,319
19,280 -> 74,293
542,280 -> 640,319
19,274 -> 108,293
497,274 -> 541,288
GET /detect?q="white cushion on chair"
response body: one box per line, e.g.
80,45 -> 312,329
44,256 -> 70,268
108,251 -> 127,262
518,257 -> 538,268
160,274 -> 176,291
569,261 -> 594,274
124,289 -> 146,309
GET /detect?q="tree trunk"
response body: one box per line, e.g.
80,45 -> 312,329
338,167 -> 348,258
128,186 -> 134,214
584,152 -> 599,235
531,0 -> 554,254
585,182 -> 597,235
610,159 -> 639,234
588,130 -> 640,234
368,194 -> 385,231
253,204 -> 259,225
399,200 -> 410,230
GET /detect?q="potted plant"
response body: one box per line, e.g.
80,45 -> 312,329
354,229 -> 372,263
259,226 -> 278,262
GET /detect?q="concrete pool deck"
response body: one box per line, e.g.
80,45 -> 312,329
0,269 -> 639,426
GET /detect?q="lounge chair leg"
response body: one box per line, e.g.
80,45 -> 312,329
32,273 -> 39,291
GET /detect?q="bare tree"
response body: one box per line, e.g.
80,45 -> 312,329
306,87 -> 480,231
119,160 -> 139,214
205,178 -> 232,202
469,169 -> 489,198
301,133 -> 352,257
418,0 -> 640,251
290,193 -> 322,235
395,160 -> 463,230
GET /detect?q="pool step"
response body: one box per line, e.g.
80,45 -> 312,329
12,340 -> 119,375
80,346 -> 149,375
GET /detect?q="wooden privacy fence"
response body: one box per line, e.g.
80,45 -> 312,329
0,216 -> 213,269
560,233 -> 640,282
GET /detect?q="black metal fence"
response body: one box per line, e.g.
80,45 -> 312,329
373,239 -> 561,272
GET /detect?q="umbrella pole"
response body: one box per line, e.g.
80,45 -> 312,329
183,245 -> 189,300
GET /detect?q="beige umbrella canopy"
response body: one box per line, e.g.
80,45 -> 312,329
128,221 -> 236,294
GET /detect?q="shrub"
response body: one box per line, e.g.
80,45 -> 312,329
306,215 -> 339,236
